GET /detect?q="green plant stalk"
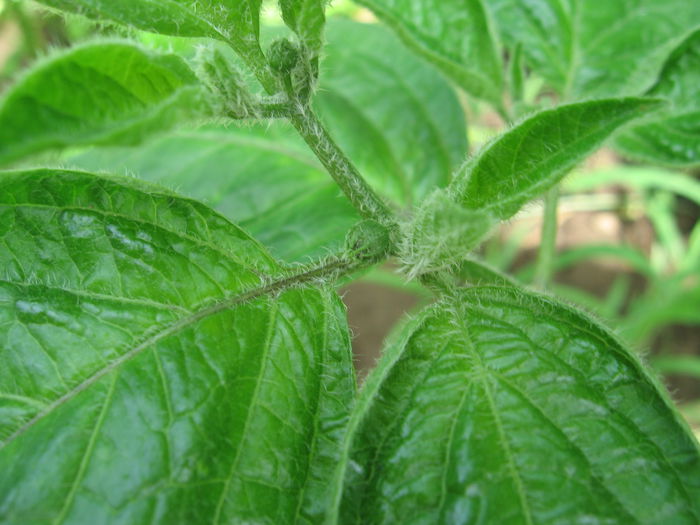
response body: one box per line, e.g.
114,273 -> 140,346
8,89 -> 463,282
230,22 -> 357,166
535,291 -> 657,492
534,185 -> 560,289
288,103 -> 397,231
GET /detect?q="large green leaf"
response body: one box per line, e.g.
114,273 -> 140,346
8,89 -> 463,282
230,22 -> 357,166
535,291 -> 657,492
485,0 -> 700,99
67,125 -> 360,262
353,0 -> 503,107
332,286 -> 700,523
35,0 -> 267,69
0,169 -> 355,524
616,29 -> 700,167
317,19 -> 468,205
0,42 -> 209,167
450,97 -> 660,220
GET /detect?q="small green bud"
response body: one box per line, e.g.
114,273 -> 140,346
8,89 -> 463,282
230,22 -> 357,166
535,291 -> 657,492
268,38 -> 300,75
345,219 -> 393,263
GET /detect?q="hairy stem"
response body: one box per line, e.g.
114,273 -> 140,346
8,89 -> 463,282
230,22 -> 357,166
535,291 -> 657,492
288,104 -> 397,229
534,185 -> 560,289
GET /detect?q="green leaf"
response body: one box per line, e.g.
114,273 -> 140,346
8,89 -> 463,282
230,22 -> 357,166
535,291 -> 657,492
485,0 -> 700,99
616,29 -> 700,167
0,168 -> 355,524
0,42 -> 209,167
451,97 -> 661,220
401,190 -> 493,277
35,0 -> 267,69
456,257 -> 518,286
333,286 -> 700,523
653,356 -> 700,382
67,125 -> 360,262
316,20 -> 468,205
353,0 -> 503,107
279,0 -> 326,61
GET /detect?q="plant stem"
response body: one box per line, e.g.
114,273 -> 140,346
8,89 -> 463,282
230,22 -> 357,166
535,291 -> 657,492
288,103 -> 397,229
534,185 -> 560,289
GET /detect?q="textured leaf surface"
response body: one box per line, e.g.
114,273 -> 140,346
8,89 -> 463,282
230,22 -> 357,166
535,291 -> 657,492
353,0 -> 503,106
336,286 -> 700,524
35,0 -> 265,63
0,169 -> 355,524
451,98 -> 660,220
616,29 -> 700,167
68,125 -> 360,262
317,20 -> 468,205
486,0 -> 700,99
0,43 -> 208,167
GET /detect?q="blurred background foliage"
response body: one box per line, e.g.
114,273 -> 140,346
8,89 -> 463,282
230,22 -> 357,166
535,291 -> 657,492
1,0 -> 699,437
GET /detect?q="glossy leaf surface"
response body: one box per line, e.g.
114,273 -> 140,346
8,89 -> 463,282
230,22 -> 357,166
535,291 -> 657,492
486,0 -> 700,99
353,0 -> 503,106
68,125 -> 360,262
316,20 -> 468,205
0,169 -> 355,524
35,0 -> 265,63
451,98 -> 660,220
616,29 -> 700,167
0,43 -> 208,167
337,286 -> 700,523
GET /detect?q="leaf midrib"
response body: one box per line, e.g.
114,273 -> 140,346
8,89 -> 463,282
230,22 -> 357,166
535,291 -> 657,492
0,258 -> 354,451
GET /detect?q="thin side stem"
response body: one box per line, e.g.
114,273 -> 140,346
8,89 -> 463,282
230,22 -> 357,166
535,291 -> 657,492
534,185 -> 560,289
288,104 -> 397,228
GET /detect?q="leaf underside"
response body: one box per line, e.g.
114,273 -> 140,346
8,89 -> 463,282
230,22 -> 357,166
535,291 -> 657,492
34,0 -> 264,57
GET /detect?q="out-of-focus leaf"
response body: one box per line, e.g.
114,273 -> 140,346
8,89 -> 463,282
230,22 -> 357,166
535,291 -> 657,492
317,20 -> 468,205
616,29 -> 700,167
623,277 -> 700,344
332,286 -> 700,523
566,166 -> 700,206
279,0 -> 326,61
450,98 -> 661,220
0,168 -> 355,524
68,125 -> 360,262
486,0 -> 700,99
352,0 -> 503,107
653,357 -> 700,381
0,42 -> 209,167
456,257 -> 518,286
34,0 -> 267,69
